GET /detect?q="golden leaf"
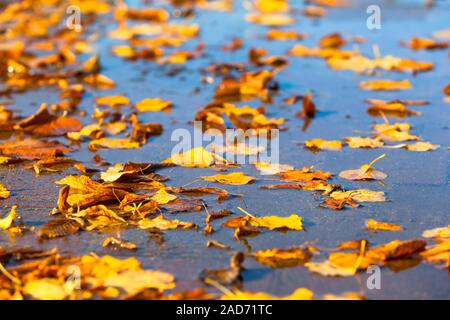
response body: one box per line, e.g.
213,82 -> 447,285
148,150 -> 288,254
0,206 -> 17,230
322,292 -> 366,300
373,122 -> 420,142
151,189 -> 177,204
136,98 -> 172,112
221,288 -> 314,300
420,240 -> 450,268
201,172 -> 255,185
23,279 -> 68,300
305,139 -> 342,151
366,219 -> 402,231
235,207 -> 303,231
103,121 -> 127,135
253,0 -> 289,13
0,183 -> 10,199
422,225 -> 450,239
74,205 -> 126,223
367,101 -> 420,117
138,215 -> 196,230
330,189 -> 386,202
266,29 -> 305,41
83,74 -> 116,89
245,13 -> 294,26
95,95 -> 130,108
249,214 -> 302,230
280,167 -> 332,182
103,269 -> 175,294
359,79 -> 412,91
89,138 -> 140,150
164,147 -> 227,168
401,142 -> 439,152
346,137 -> 384,149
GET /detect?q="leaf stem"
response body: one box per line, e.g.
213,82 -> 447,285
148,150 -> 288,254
237,206 -> 257,219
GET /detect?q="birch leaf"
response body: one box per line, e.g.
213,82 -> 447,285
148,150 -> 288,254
330,189 -> 386,202
138,215 -> 196,230
164,147 -> 227,168
151,189 -> 177,204
305,139 -> 342,151
136,98 -> 171,112
339,154 -> 387,181
201,172 -> 255,185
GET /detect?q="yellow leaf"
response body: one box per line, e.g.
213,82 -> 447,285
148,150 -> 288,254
367,101 -> 420,116
151,189 -> 177,204
322,292 -> 366,300
136,98 -> 171,112
23,279 -> 68,300
422,225 -> 450,239
68,124 -> 102,141
83,74 -> 115,89
253,0 -> 290,13
103,269 -> 175,294
366,219 -> 402,231
346,137 -> 384,149
112,45 -> 135,58
403,142 -> 440,152
246,13 -> 294,26
250,215 -> 302,231
420,240 -> 450,267
359,79 -> 412,91
0,183 -> 10,199
164,147 -> 227,168
89,138 -> 140,150
95,95 -> 130,107
267,29 -> 304,41
138,215 -> 196,230
74,204 -> 126,223
374,123 -> 420,142
201,172 -> 255,185
280,167 -> 332,182
0,206 -> 17,230
330,189 -> 386,202
305,139 -> 342,151
103,121 -> 127,135
221,288 -> 314,300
